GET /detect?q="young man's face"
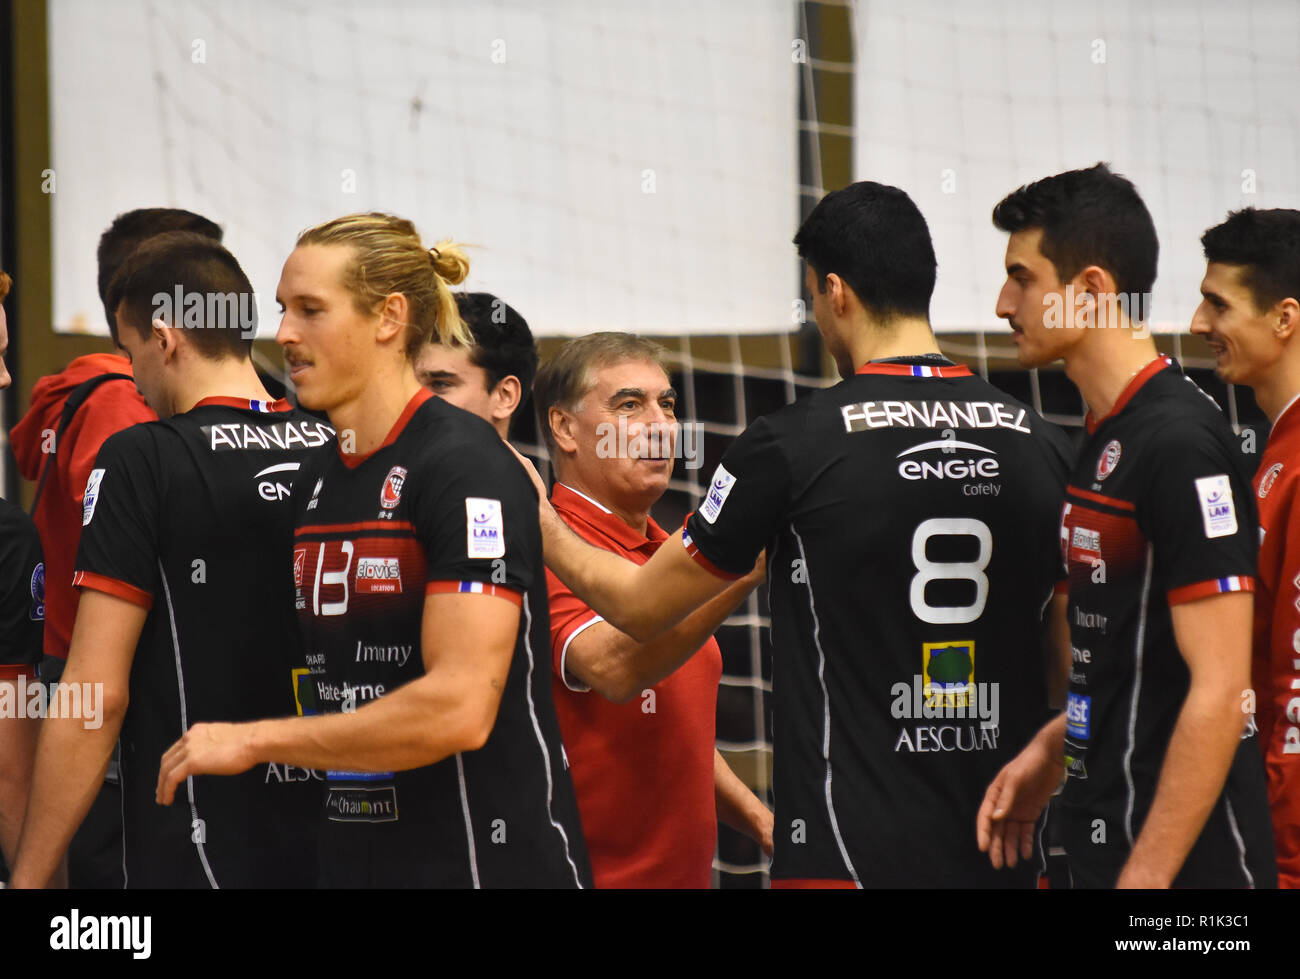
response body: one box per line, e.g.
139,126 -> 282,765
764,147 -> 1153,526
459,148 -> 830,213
1190,262 -> 1281,386
414,344 -> 497,423
996,228 -> 1080,368
275,244 -> 375,414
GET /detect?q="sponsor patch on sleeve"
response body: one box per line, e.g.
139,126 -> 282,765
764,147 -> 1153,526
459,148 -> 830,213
82,468 -> 105,526
466,497 -> 505,559
1194,474 -> 1238,539
699,464 -> 736,524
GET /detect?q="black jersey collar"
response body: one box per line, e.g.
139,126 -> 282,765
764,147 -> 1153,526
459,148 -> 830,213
855,361 -> 972,378
1084,355 -> 1173,435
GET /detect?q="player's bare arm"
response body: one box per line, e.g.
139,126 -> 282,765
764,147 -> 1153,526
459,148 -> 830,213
511,442 -> 733,641
9,591 -> 140,888
976,592 -> 1071,869
713,749 -> 774,856
1116,591 -> 1253,888
156,591 -> 518,803
976,713 -> 1066,871
565,556 -> 763,702
0,687 -> 39,865
1044,591 -> 1071,710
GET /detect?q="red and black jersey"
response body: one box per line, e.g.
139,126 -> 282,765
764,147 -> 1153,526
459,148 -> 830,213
1058,356 -> 1275,888
75,397 -> 332,888
684,358 -> 1072,887
1252,392 -> 1300,888
0,498 -> 43,680
292,390 -> 590,888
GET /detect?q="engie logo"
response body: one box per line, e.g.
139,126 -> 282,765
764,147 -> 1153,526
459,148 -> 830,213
1095,440 -> 1121,481
82,468 -> 105,526
699,464 -> 736,524
1066,692 -> 1091,740
380,466 -> 407,510
1195,474 -> 1238,539
254,461 -> 299,501
896,430 -> 998,482
466,497 -> 505,559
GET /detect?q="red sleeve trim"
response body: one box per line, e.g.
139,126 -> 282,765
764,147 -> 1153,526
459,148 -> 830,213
1053,579 -> 1069,596
680,525 -> 744,581
72,570 -> 154,610
770,878 -> 859,889
426,580 -> 523,608
1167,576 -> 1255,606
0,664 -> 38,680
1066,487 -> 1137,512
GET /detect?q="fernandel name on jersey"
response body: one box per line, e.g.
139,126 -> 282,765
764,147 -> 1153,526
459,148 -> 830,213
840,400 -> 1033,434
681,359 -> 1073,887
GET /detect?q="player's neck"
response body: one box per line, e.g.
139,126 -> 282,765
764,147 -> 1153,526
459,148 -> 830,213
330,370 -> 425,459
556,472 -> 651,536
1064,327 -> 1160,422
846,315 -> 941,368
1251,359 -> 1300,423
173,356 -> 272,414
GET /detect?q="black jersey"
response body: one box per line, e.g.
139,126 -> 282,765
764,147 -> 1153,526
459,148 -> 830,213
1058,356 -> 1276,888
291,390 -> 590,888
683,360 -> 1071,887
0,498 -> 43,680
75,396 -> 332,888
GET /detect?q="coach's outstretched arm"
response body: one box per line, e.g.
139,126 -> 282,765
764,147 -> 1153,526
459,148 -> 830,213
513,447 -> 736,642
561,555 -> 763,702
10,591 -> 139,888
1117,591 -> 1254,888
542,498 -> 733,643
155,592 -> 519,802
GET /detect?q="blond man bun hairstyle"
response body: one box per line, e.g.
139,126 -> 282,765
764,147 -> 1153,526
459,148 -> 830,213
296,212 -> 473,358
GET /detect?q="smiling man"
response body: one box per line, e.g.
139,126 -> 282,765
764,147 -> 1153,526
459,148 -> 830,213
1191,207 -> 1300,887
978,165 -> 1276,889
414,292 -> 537,440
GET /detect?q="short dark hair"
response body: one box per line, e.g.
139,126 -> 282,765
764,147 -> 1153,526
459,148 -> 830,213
793,181 -> 937,321
992,163 -> 1158,320
106,231 -> 257,360
97,208 -> 223,341
1201,208 -> 1300,312
455,292 -> 539,396
533,332 -> 668,456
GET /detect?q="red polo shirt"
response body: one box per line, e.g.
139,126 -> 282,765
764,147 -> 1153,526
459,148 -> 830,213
546,482 -> 722,888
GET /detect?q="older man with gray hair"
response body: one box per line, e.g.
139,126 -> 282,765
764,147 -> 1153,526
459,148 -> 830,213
534,332 -> 771,888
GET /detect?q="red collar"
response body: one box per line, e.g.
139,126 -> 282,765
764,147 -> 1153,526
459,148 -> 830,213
550,482 -> 665,553
855,362 -> 973,378
1085,355 -> 1172,435
337,388 -> 432,469
192,395 -> 293,412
